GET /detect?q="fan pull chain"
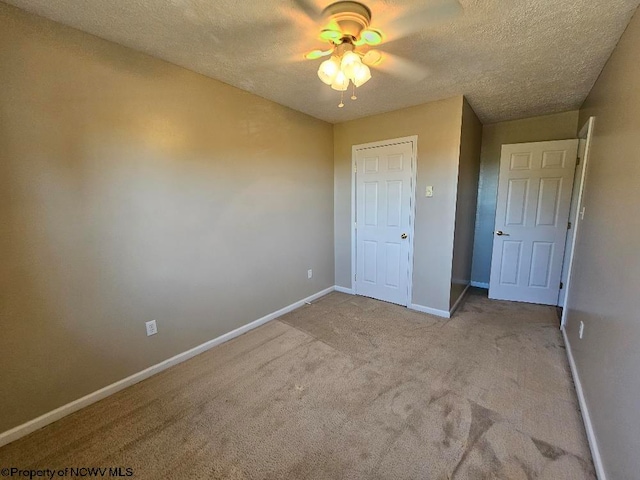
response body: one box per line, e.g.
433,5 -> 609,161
351,84 -> 357,100
338,90 -> 344,108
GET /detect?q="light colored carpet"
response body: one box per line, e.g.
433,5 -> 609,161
0,289 -> 594,479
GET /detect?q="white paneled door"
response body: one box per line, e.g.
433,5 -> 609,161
355,140 -> 414,306
489,139 -> 579,305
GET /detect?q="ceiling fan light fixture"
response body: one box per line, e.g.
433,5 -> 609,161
353,63 -> 371,87
303,1 -> 390,107
340,51 -> 362,80
331,70 -> 350,91
318,56 -> 340,85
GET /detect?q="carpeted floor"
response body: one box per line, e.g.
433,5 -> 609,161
0,289 -> 594,479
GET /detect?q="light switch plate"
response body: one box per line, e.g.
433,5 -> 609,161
146,320 -> 158,336
425,186 -> 434,197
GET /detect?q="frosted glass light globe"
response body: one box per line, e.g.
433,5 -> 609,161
353,63 -> 372,87
331,70 -> 350,91
340,51 -> 361,80
317,57 -> 340,85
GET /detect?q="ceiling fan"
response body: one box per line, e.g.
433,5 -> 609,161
297,0 -> 462,108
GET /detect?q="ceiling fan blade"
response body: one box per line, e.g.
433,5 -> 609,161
370,52 -> 430,81
305,48 -> 333,60
379,0 -> 462,43
353,28 -> 385,47
291,0 -> 323,22
319,19 -> 345,42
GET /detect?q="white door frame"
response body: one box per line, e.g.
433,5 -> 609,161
351,135 -> 418,306
560,117 -> 595,328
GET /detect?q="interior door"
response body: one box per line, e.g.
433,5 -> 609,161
489,139 -> 579,305
355,141 -> 414,306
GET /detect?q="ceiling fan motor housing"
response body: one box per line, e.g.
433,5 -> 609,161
323,1 -> 372,39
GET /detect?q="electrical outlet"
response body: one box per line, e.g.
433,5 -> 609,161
579,321 -> 584,339
307,269 -> 313,279
146,320 -> 158,337
425,186 -> 434,197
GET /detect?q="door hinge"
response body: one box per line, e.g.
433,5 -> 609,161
354,221 -> 357,229
577,155 -> 581,166
355,274 -> 357,281
567,221 -> 572,230
354,164 -> 357,173
560,282 -> 564,289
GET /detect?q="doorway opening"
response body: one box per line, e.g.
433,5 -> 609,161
559,117 -> 595,326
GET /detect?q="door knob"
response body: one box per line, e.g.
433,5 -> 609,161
495,231 -> 509,236
401,233 -> 408,239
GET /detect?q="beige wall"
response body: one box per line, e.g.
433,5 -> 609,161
471,110 -> 580,285
334,96 -> 465,312
0,4 -> 334,433
450,99 -> 482,308
566,9 -> 640,480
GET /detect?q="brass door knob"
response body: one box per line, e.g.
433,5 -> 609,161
401,233 -> 408,239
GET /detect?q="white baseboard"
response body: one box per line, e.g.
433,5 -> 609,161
409,303 -> 450,318
470,281 -> 489,289
334,285 -> 355,295
562,327 -> 607,480
0,286 -> 335,448
409,284 -> 471,319
449,284 -> 471,316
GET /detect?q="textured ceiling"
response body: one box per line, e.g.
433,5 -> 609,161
5,0 -> 639,123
